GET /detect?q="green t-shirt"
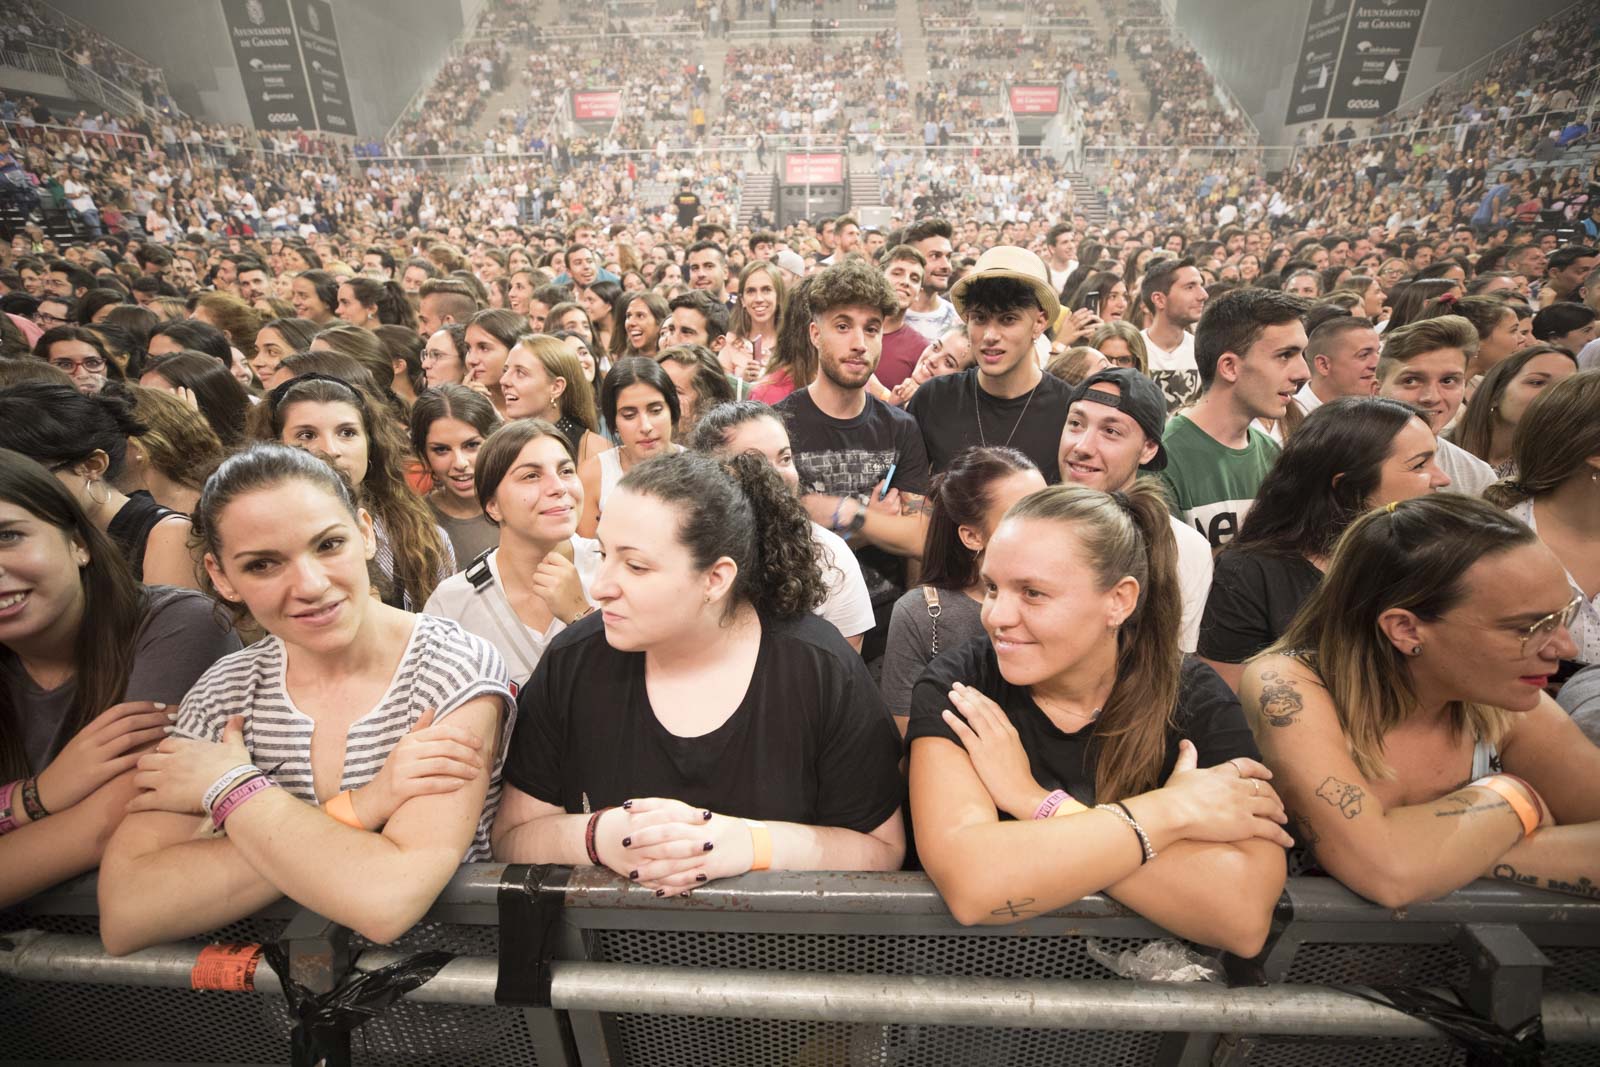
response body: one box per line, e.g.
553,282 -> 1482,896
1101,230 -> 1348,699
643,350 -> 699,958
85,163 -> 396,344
1158,414 -> 1279,549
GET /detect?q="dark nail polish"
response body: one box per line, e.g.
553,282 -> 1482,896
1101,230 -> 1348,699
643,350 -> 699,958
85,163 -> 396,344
621,836 -> 631,847
628,870 -> 638,880
696,873 -> 708,883
702,810 -> 712,821
703,841 -> 714,852
622,799 -> 633,809
654,888 -> 664,897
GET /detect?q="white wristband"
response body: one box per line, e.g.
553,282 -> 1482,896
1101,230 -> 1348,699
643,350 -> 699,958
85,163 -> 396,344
202,763 -> 262,815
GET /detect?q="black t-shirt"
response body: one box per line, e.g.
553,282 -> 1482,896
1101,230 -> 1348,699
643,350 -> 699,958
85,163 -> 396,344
674,192 -> 701,227
774,388 -> 931,608
908,635 -> 1258,809
1196,549 -> 1323,665
906,368 -> 1072,484
503,611 -> 904,832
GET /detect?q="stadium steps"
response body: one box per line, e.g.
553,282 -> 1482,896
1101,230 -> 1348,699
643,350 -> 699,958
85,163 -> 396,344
895,0 -> 930,92
848,164 -> 883,211
737,169 -> 774,227
467,65 -> 527,149
1066,173 -> 1109,227
703,38 -> 727,122
1086,0 -> 1152,131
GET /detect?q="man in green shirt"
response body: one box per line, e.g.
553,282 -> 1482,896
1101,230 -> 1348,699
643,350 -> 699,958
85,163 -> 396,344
1160,289 -> 1309,548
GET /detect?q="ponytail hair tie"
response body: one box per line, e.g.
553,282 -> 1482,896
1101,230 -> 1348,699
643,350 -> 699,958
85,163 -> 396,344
1109,488 -> 1132,512
1385,500 -> 1400,513
1436,291 -> 1458,305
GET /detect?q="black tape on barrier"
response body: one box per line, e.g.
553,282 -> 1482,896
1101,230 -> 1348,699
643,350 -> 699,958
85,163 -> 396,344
1350,986 -> 1545,1065
495,863 -> 570,1007
259,941 -> 453,1067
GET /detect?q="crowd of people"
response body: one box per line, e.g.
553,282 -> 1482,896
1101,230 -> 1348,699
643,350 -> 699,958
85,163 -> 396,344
0,0 -> 1597,996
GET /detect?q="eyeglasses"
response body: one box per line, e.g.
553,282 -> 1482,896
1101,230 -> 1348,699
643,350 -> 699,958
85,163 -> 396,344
34,312 -> 66,326
1516,594 -> 1584,657
49,356 -> 106,374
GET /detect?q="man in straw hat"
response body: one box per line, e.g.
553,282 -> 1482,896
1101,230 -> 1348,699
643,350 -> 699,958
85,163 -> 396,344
907,246 -> 1074,483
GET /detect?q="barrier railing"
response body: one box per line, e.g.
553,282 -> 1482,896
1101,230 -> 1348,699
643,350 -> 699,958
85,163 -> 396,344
3,868 -> 1597,1066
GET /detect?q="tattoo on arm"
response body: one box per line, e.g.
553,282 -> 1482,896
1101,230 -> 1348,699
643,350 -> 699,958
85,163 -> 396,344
1256,670 -> 1304,727
899,493 -> 927,517
1434,789 -> 1510,818
1315,776 -> 1365,819
990,897 -> 1038,918
1494,863 -> 1600,899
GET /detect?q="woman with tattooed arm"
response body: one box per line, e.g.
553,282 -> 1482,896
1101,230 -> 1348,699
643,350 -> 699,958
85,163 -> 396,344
1243,495 -> 1600,908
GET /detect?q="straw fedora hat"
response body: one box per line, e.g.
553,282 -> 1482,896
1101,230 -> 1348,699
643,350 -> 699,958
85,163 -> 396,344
949,245 -> 1062,324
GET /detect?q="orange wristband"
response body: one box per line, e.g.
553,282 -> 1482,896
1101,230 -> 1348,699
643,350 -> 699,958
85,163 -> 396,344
324,790 -> 365,830
743,818 -> 772,871
1471,775 -> 1539,838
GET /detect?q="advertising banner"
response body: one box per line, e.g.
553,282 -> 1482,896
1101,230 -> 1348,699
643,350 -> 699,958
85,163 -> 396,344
1285,0 -> 1353,124
1327,1 -> 1427,119
222,0 -> 315,130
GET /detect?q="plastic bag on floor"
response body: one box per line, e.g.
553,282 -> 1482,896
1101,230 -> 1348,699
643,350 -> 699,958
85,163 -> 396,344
1085,937 -> 1221,983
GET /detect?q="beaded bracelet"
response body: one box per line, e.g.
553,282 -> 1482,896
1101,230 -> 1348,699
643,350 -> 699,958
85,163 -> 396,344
1095,802 -> 1157,864
19,776 -> 47,822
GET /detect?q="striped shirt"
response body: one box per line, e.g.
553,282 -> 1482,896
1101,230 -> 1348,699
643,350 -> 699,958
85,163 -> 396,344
175,613 -> 515,861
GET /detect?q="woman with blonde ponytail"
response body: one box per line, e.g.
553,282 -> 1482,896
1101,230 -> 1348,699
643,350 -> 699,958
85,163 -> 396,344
910,482 -> 1291,954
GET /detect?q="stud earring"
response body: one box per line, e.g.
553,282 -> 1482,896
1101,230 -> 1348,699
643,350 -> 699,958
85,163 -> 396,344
1409,645 -> 1423,656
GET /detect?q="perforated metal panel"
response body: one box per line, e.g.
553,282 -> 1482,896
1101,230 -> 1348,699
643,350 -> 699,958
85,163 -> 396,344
1282,941 -> 1470,988
0,914 -> 542,1067
610,1014 -> 1162,1067
1225,1037 -> 1464,1067
593,927 -> 1159,979
1542,944 -> 1600,992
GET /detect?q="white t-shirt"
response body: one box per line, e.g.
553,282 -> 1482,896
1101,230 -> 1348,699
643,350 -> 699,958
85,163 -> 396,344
904,297 -> 959,339
423,538 -> 602,690
175,614 -> 515,861
812,522 -> 874,640
1435,438 -> 1496,498
1140,328 -> 1199,413
1171,514 -> 1213,655
1294,381 -> 1324,414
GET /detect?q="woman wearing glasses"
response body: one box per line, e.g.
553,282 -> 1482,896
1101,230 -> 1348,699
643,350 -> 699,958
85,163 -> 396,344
1242,495 -> 1600,908
33,326 -> 120,396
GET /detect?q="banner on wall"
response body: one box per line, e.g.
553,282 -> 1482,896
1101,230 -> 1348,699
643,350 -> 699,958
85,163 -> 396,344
289,0 -> 355,134
1285,0 -> 1353,124
1008,85 -> 1062,115
783,153 -> 844,185
221,0 -> 315,130
573,91 -> 623,121
1326,1 -> 1428,119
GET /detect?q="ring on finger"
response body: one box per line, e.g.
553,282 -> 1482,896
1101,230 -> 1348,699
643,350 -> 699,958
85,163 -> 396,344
1252,779 -> 1261,796
1229,758 -> 1245,778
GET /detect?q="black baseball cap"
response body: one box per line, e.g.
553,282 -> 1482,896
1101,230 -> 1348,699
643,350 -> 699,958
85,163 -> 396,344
1068,368 -> 1169,471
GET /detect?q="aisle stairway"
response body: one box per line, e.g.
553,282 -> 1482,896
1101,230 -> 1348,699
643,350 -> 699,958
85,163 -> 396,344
1085,0 -> 1151,132
737,170 -> 774,226
895,0 -> 930,93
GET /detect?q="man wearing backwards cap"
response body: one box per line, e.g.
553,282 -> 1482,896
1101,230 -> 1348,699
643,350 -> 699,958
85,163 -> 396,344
906,246 -> 1074,483
1058,367 -> 1214,654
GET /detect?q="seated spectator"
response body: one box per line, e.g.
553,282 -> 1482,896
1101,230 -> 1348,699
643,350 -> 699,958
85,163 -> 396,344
290,270 -> 339,326
1532,303 -> 1599,354
0,384 -> 196,587
1243,495 -> 1600,908
422,323 -> 469,389
410,384 -> 501,568
253,374 -> 453,607
879,447 -> 1045,728
492,451 -> 905,892
688,400 -> 874,652
463,309 -> 527,417
1198,398 -> 1450,691
425,419 -> 599,687
1449,345 -> 1579,474
139,351 -> 250,447
578,357 -> 682,538
99,444 -> 514,952
251,317 -> 317,385
0,450 -> 240,908
910,482 -> 1291,954
1484,370 -> 1600,666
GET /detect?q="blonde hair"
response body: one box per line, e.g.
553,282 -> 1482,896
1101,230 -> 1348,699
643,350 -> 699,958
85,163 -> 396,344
126,384 -> 226,490
515,334 -> 598,434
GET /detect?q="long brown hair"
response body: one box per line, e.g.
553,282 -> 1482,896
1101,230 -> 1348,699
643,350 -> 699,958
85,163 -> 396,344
259,376 -> 450,607
1450,345 -> 1577,465
1265,496 -> 1520,779
0,450 -> 145,778
1004,481 -> 1183,801
1483,369 -> 1600,508
728,260 -> 787,341
763,274 -> 817,386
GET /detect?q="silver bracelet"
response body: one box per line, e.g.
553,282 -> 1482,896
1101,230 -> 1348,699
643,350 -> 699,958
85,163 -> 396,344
1095,802 -> 1157,864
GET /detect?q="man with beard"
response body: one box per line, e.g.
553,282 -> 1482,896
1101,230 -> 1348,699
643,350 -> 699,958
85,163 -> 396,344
1139,257 -> 1209,414
902,217 -> 958,338
776,259 -> 931,662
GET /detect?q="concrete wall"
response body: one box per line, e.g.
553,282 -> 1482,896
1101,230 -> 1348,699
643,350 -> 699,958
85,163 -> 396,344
47,0 -> 471,136
1173,0 -> 1577,144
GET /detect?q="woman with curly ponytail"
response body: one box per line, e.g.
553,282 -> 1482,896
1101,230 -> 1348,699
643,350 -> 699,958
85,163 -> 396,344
493,450 -> 905,893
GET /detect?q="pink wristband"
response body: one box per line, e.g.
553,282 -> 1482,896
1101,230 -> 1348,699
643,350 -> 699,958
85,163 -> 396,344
1033,789 -> 1071,820
0,779 -> 19,836
211,775 -> 277,830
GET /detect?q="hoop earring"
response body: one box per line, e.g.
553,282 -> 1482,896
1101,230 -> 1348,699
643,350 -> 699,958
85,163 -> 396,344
86,479 -> 110,507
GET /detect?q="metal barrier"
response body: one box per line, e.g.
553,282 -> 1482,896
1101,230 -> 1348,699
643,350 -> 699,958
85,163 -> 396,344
3,869 -> 1598,1066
